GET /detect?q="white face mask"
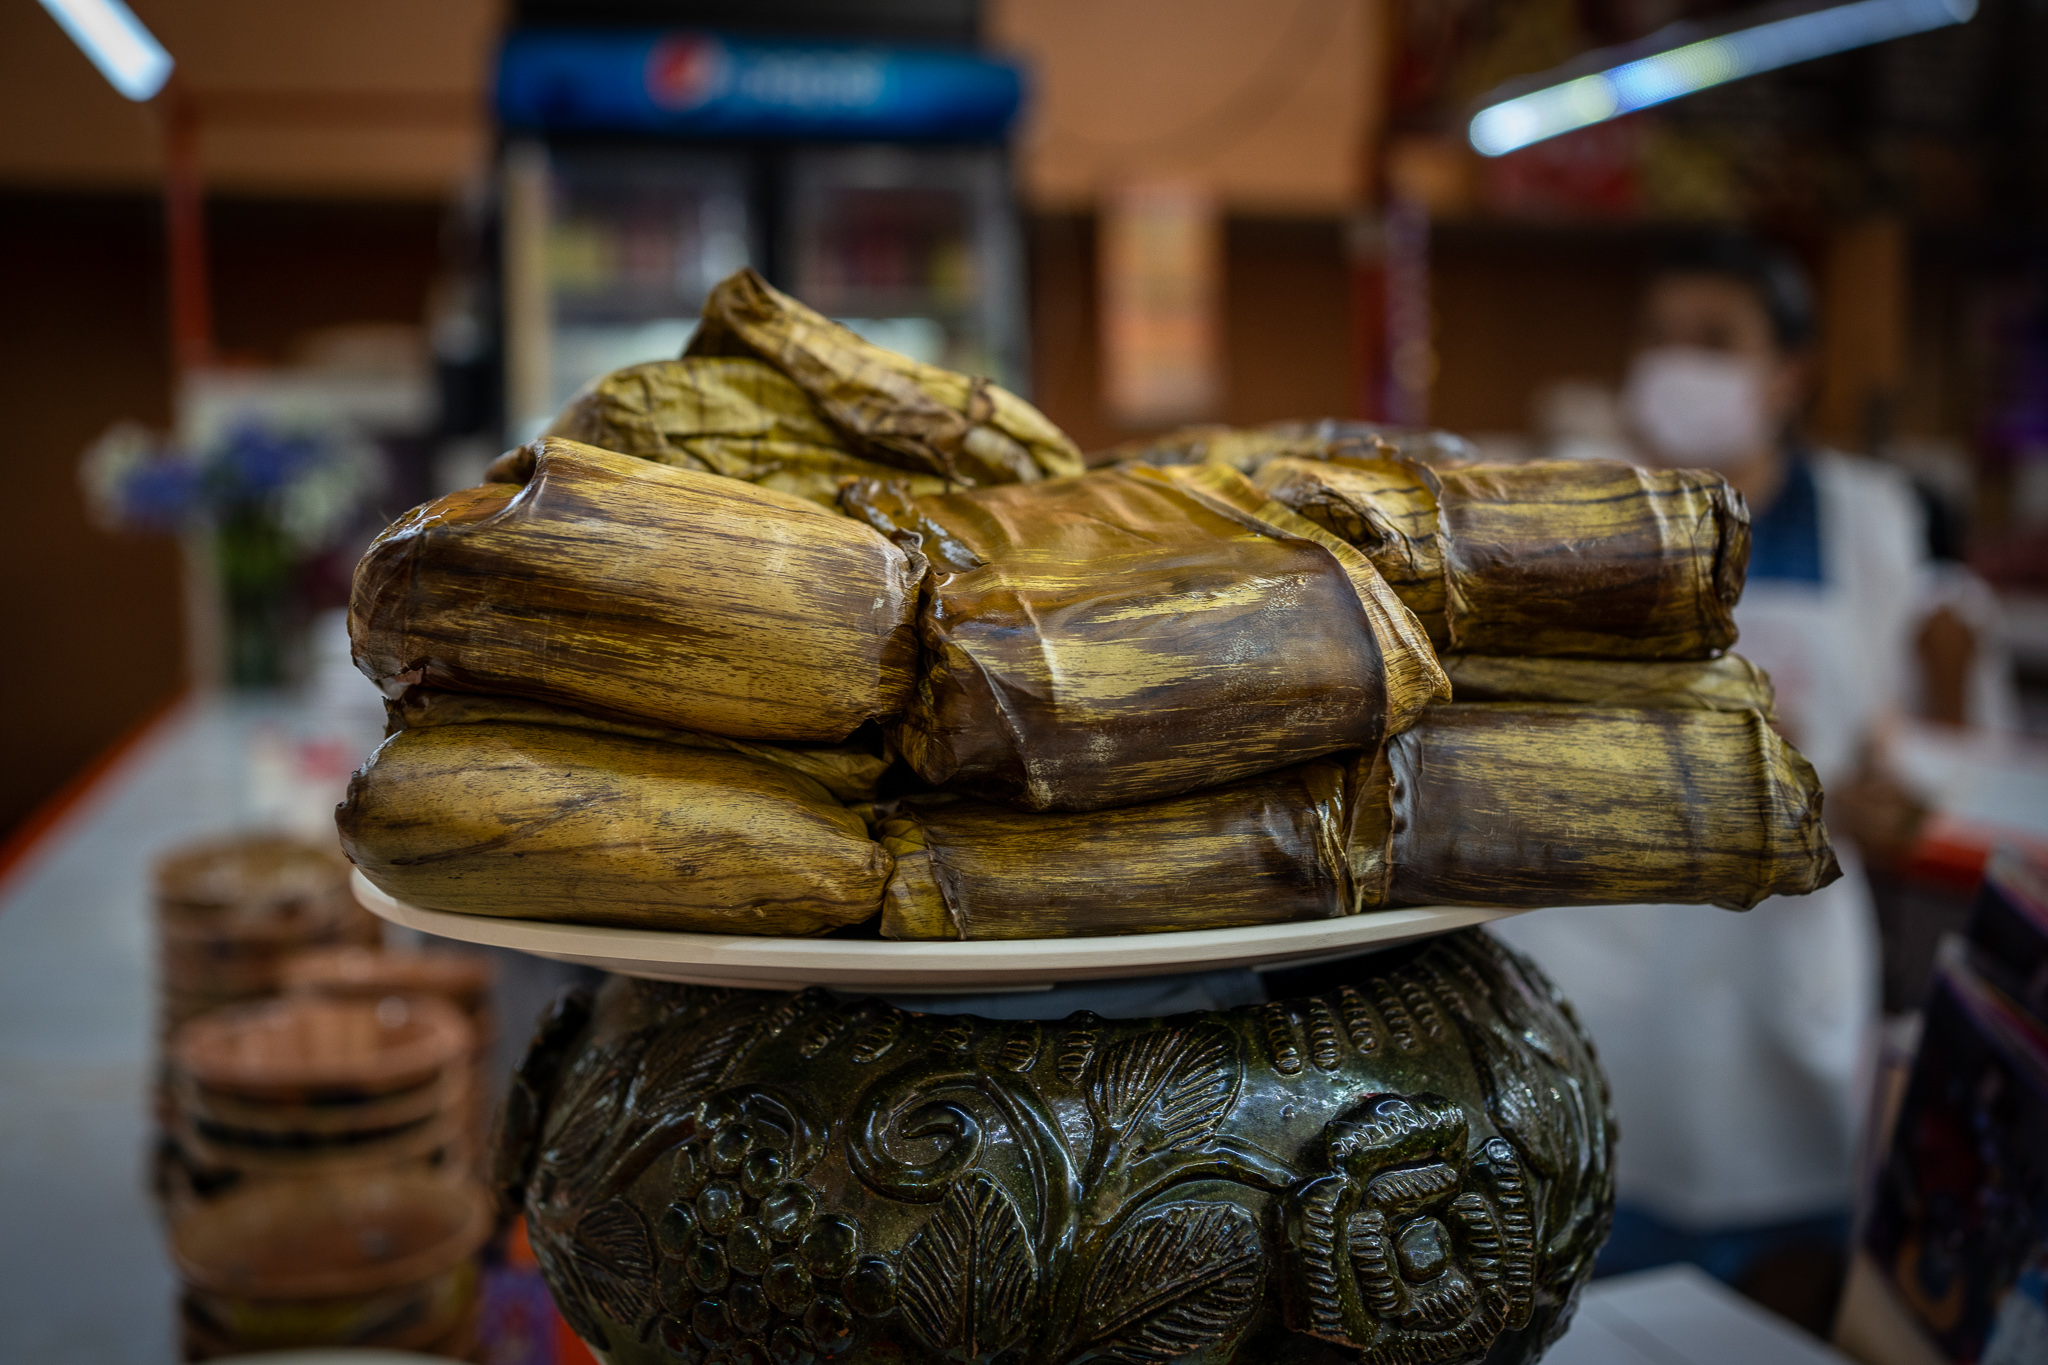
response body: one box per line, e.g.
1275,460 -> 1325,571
1622,346 -> 1772,470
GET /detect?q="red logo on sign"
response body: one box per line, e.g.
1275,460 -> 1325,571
646,34 -> 729,110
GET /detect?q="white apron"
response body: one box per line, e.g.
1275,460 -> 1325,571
1489,452 -> 1920,1231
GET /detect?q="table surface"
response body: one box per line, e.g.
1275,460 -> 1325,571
1548,1265 -> 1854,1365
0,687 -> 386,1365
0,685 -> 1858,1364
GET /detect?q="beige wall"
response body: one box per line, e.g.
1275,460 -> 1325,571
990,0 -> 1380,213
4,0 -> 1380,209
0,0 -> 497,197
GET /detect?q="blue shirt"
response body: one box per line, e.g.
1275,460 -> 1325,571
1746,452 -> 1824,584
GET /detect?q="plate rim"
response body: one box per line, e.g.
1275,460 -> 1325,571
350,871 -> 1527,990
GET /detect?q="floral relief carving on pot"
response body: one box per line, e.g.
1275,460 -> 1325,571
1281,1093 -> 1535,1360
499,930 -> 1614,1365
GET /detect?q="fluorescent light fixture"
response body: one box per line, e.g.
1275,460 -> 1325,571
1469,0 -> 1975,156
37,0 -> 173,102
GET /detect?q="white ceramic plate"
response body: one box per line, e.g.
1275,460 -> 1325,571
195,1353 -> 450,1364
351,871 -> 1526,994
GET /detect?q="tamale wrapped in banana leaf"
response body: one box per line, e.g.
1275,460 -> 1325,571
1262,419 -> 1482,468
384,687 -> 892,803
1095,419 -> 1480,472
1435,462 -> 1749,657
1092,423 -> 1338,473
1441,654 -> 1777,720
686,268 -> 1084,486
877,759 -> 1352,940
1354,704 -> 1837,913
337,722 -> 891,933
881,701 -> 1836,938
1256,456 -> 1750,658
543,356 -> 957,508
1254,454 -> 1450,645
349,438 -> 923,742
843,461 -> 1447,812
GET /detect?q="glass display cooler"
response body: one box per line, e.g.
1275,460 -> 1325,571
491,17 -> 1026,441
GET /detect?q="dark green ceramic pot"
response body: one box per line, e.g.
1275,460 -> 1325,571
496,930 -> 1613,1365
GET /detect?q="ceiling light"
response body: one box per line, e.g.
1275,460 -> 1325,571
1469,0 -> 1975,157
37,0 -> 173,102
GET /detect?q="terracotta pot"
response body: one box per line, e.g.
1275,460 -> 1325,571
173,995 -> 472,1104
153,835 -> 382,1050
176,1069 -> 461,1142
162,987 -> 271,1038
171,1171 -> 491,1358
279,948 -> 502,1163
499,929 -> 1613,1365
179,1301 -> 479,1363
282,946 -> 496,1024
171,1080 -> 472,1177
160,934 -> 359,1000
179,1266 -> 478,1360
154,833 -> 368,941
174,1107 -> 469,1180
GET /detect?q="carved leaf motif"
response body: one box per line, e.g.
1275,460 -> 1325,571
898,1172 -> 1037,1359
540,1032 -> 650,1180
1078,1203 -> 1262,1363
527,1232 -> 607,1348
634,1001 -> 771,1118
1089,1025 -> 1239,1155
554,1197 -> 655,1334
1435,943 -> 1587,1191
497,985 -> 592,1204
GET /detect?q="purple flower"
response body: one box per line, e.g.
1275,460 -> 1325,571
118,458 -> 205,529
209,423 -> 323,501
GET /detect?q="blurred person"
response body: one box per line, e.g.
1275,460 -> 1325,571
1909,479 -> 2023,731
1491,238 -> 1926,1298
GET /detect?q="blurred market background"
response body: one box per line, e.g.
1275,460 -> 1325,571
3,0 -> 2047,1361
8,0 -> 2048,849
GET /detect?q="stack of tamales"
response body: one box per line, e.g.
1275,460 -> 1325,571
337,269 -> 1838,941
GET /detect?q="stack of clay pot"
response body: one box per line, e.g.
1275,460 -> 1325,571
166,991 -> 477,1194
152,833 -> 384,1203
162,992 -> 495,1359
280,945 -> 497,1157
171,1167 -> 492,1359
154,833 -> 380,1039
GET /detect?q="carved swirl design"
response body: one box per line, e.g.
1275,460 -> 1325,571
848,1070 -> 998,1204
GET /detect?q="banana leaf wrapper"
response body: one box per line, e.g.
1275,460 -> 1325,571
1262,419 -> 1482,468
350,437 -> 923,742
1254,453 -> 1450,645
1351,704 -> 1837,913
337,722 -> 891,933
542,356 -> 959,508
1092,423 -> 1339,472
1095,419 -> 1480,472
843,462 -> 1447,812
877,759 -> 1352,940
1441,654 -> 1778,721
1256,456 -> 1751,658
686,268 -> 1084,487
383,687 -> 892,804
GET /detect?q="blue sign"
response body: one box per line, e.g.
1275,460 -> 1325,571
496,29 -> 1024,140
